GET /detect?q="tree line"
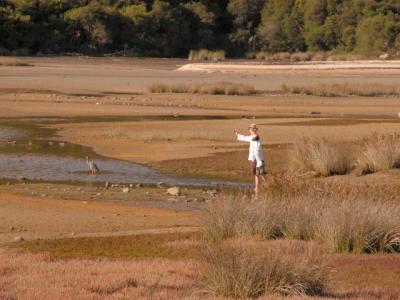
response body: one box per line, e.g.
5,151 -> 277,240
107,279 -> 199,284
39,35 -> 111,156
1,0 -> 400,57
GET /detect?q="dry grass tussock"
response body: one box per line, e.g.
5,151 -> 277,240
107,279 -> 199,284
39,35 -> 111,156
292,133 -> 400,176
149,81 -> 257,95
188,49 -> 225,61
356,133 -> 400,174
202,239 -> 328,298
0,57 -> 33,67
291,137 -> 352,176
204,179 -> 400,254
281,83 -> 400,97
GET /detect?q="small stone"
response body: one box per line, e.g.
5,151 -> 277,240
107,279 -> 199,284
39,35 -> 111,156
9,226 -> 15,231
157,182 -> 165,188
206,189 -> 217,197
13,236 -> 24,242
71,232 -> 76,237
167,186 -> 181,197
136,184 -> 142,188
96,193 -> 102,196
129,184 -> 133,188
122,187 -> 130,193
379,53 -> 390,60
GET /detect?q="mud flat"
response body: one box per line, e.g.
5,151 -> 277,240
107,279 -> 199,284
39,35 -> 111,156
0,57 -> 400,300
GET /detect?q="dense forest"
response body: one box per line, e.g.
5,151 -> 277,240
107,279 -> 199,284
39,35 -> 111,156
1,0 -> 400,57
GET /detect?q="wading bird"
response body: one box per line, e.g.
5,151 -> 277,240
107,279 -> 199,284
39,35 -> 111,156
86,156 -> 99,175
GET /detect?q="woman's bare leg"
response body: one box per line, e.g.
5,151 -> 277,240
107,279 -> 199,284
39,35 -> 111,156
254,175 -> 260,197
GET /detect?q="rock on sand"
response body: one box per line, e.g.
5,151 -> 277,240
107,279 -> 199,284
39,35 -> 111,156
167,186 -> 181,197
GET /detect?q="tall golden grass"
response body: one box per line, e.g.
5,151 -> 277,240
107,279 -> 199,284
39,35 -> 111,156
292,133 -> 400,176
149,81 -> 257,95
0,57 -> 33,67
204,181 -> 400,254
204,193 -> 283,242
291,137 -> 352,176
202,239 -> 328,298
102,125 -> 230,141
188,49 -> 225,61
281,83 -> 400,97
356,133 -> 400,174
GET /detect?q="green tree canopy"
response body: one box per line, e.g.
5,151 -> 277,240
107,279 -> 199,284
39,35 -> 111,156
0,0 -> 399,56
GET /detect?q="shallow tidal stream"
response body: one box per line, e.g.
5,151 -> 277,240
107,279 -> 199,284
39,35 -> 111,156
0,119 -> 241,187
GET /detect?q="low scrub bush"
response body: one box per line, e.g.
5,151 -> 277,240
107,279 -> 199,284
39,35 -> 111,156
149,81 -> 257,95
188,49 -> 225,61
290,52 -> 312,62
281,83 -> 400,97
204,185 -> 400,253
202,239 -> 328,298
249,51 -> 364,62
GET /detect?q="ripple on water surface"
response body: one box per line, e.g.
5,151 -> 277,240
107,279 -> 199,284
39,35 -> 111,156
0,154 -> 237,186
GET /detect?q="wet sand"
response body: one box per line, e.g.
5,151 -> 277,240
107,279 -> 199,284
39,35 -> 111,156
0,192 -> 200,243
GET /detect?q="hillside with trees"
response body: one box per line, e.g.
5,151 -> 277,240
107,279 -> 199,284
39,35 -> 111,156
1,0 -> 400,57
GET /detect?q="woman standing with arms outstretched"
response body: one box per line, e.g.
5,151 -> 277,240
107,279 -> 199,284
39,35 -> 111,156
234,123 -> 267,197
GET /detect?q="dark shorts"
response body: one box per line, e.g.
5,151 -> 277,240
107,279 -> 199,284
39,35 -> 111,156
251,160 -> 267,176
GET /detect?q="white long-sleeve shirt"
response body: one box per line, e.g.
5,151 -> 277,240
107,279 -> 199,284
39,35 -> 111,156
236,134 -> 265,167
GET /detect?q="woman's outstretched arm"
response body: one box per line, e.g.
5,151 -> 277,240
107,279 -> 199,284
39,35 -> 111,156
234,130 -> 252,142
